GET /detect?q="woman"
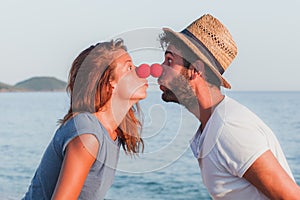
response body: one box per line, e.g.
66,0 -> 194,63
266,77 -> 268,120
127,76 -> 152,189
23,39 -> 148,200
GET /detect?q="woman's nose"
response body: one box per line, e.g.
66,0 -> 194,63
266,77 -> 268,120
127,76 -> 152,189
136,64 -> 150,78
136,63 -> 163,78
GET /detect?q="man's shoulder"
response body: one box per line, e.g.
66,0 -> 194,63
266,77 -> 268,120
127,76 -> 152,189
216,96 -> 261,125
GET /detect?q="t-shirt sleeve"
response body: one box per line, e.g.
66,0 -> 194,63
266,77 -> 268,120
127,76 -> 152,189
60,113 -> 104,156
216,123 -> 269,177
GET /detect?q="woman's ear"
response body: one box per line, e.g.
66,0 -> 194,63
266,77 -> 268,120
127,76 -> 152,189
109,79 -> 116,93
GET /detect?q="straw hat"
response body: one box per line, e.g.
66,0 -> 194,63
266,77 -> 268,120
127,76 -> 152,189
163,14 -> 237,89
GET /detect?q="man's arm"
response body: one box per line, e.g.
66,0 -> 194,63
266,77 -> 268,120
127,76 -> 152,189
243,150 -> 300,199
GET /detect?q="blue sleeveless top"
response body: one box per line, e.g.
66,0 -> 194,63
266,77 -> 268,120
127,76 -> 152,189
23,112 -> 120,200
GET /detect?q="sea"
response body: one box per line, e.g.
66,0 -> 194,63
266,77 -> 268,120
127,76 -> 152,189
0,90 -> 300,200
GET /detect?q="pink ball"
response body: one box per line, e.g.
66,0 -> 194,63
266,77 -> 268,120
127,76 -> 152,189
136,64 -> 150,78
150,63 -> 163,78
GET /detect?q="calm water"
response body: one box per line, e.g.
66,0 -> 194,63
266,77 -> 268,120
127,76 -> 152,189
0,91 -> 299,199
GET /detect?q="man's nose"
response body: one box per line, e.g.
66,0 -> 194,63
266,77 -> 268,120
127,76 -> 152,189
136,63 -> 163,78
150,63 -> 163,78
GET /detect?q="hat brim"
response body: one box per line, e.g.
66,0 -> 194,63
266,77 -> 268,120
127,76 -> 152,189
163,28 -> 231,89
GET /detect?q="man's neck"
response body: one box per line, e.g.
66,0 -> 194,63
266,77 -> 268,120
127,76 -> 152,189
193,85 -> 224,131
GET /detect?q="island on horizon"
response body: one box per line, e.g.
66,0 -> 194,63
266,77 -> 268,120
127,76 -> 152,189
0,76 -> 67,92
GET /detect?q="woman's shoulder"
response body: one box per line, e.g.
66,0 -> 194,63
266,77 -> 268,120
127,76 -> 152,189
58,112 -> 100,134
73,112 -> 98,123
52,112 -> 103,158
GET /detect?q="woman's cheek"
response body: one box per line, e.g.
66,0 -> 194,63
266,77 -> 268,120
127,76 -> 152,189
115,73 -> 143,99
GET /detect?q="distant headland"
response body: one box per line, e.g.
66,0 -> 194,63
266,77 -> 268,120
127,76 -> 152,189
0,77 -> 67,92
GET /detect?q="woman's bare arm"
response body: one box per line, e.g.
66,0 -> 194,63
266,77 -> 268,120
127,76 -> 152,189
51,134 -> 99,200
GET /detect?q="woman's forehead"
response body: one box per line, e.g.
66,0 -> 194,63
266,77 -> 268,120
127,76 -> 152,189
111,50 -> 131,65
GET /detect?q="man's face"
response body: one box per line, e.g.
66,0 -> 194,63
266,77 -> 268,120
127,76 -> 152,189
158,45 -> 198,109
158,45 -> 185,103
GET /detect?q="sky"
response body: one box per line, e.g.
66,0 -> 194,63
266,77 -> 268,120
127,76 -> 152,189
1,0 -> 299,91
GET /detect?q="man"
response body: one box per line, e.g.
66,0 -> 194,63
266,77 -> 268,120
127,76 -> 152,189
157,14 -> 300,199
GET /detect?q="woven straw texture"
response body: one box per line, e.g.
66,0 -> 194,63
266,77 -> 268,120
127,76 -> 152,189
163,14 -> 238,89
186,14 -> 237,70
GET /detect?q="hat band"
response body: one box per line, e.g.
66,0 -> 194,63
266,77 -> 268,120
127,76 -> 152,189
180,29 -> 224,75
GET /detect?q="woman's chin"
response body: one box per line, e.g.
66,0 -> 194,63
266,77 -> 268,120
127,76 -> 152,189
130,92 -> 147,101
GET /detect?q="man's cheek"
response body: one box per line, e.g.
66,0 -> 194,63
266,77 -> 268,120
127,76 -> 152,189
169,73 -> 188,90
161,70 -> 182,89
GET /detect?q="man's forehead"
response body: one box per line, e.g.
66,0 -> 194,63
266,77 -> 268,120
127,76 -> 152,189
165,44 -> 183,58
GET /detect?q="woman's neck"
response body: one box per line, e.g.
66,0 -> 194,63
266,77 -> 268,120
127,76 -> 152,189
94,98 -> 134,140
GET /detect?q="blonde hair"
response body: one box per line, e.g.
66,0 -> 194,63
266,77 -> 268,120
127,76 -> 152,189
60,39 -> 144,154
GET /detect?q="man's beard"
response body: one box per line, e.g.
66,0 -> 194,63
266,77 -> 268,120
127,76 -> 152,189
160,68 -> 198,111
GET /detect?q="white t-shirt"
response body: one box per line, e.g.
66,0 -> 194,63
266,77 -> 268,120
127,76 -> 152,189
190,96 -> 294,200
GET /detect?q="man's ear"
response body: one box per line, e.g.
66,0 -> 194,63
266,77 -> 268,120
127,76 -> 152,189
192,60 -> 205,73
189,60 -> 205,80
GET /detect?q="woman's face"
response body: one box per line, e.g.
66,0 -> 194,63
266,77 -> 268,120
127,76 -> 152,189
111,50 -> 148,101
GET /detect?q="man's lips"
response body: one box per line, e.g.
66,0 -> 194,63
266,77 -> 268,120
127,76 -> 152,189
159,85 -> 167,92
157,79 -> 165,91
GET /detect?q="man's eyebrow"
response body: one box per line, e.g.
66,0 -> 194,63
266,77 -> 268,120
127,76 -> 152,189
165,51 -> 174,56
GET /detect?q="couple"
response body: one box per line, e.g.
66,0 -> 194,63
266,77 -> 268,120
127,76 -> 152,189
23,14 -> 300,200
